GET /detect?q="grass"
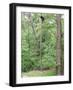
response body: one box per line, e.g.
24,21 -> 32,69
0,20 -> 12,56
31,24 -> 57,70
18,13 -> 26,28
21,69 -> 56,77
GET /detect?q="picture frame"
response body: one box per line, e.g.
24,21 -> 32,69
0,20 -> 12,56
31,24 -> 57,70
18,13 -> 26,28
9,3 -> 71,87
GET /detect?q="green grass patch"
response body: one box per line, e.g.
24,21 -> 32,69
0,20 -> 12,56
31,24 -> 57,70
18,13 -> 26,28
21,69 -> 56,77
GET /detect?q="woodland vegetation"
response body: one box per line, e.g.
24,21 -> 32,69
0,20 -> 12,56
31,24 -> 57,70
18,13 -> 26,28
21,12 -> 64,77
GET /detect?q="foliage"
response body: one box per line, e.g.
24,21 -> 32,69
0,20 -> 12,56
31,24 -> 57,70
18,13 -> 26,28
21,12 -> 64,76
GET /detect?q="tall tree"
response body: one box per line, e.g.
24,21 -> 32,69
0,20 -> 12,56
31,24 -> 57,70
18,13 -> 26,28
56,14 -> 62,75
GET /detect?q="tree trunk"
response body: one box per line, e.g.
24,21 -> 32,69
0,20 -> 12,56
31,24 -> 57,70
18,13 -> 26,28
29,14 -> 38,43
56,14 -> 62,75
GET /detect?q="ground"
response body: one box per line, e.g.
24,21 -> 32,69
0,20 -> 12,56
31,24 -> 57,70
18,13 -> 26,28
21,69 -> 56,77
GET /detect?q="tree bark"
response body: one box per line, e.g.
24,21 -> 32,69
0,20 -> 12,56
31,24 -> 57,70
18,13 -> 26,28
56,14 -> 62,75
40,23 -> 42,71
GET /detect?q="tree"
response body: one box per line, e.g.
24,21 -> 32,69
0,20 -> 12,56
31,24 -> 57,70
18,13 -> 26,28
56,14 -> 62,75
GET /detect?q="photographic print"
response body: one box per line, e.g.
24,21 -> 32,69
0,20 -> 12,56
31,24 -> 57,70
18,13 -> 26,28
21,12 -> 64,77
9,3 -> 71,87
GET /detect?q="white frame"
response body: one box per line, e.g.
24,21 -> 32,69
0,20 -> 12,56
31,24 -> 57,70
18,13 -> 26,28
16,6 -> 69,84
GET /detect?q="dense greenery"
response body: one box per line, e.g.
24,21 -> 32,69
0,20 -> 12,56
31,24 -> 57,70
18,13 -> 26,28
21,12 -> 64,76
